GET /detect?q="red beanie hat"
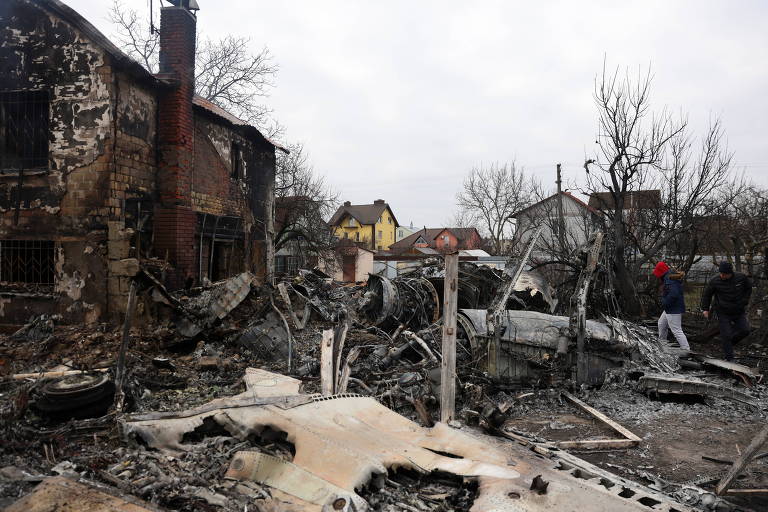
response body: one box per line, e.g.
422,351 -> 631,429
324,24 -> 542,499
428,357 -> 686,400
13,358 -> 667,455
653,261 -> 670,278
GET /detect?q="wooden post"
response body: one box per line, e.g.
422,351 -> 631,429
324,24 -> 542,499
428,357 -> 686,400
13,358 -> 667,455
113,280 -> 138,413
320,329 -> 334,396
716,424 -> 768,495
441,252 -> 459,423
333,320 -> 350,392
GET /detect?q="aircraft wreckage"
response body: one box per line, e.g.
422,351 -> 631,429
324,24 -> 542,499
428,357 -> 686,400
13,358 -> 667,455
6,231 -> 758,511
120,368 -> 699,512
328,232 -> 678,388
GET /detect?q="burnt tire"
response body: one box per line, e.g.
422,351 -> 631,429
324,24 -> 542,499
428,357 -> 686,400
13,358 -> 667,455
34,372 -> 115,420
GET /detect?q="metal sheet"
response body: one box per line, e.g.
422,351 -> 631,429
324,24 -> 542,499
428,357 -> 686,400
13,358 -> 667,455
226,452 -> 365,510
5,476 -> 160,512
123,385 -> 697,512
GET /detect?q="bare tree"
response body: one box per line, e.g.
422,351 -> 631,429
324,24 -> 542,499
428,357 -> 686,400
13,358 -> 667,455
706,183 -> 768,274
274,143 -> 339,271
447,209 -> 481,229
455,162 -> 534,255
108,0 -> 277,128
584,63 -> 733,316
108,0 -> 158,71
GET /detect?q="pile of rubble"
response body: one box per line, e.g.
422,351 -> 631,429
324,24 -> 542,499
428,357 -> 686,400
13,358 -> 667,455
1,254 -> 766,511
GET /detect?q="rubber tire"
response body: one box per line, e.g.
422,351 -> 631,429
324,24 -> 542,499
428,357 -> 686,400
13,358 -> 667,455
34,373 -> 116,419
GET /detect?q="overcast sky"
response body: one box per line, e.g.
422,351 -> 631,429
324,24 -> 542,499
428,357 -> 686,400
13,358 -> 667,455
68,0 -> 768,227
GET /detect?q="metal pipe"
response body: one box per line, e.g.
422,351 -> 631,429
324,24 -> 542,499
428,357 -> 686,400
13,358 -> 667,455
209,215 -> 220,280
199,213 -> 207,281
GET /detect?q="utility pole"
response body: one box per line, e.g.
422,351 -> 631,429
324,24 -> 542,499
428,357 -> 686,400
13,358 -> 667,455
556,164 -> 566,254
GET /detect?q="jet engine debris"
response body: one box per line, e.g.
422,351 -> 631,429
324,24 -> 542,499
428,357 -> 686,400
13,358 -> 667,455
638,373 -> 758,407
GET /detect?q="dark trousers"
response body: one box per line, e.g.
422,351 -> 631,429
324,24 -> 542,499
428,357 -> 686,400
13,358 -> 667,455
717,312 -> 751,360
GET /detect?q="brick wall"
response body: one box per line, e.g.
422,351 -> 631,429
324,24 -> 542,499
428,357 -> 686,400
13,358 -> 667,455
155,6 -> 197,289
191,118 -> 248,216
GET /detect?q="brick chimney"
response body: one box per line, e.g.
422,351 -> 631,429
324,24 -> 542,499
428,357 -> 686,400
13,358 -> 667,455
374,199 -> 385,205
154,4 -> 197,289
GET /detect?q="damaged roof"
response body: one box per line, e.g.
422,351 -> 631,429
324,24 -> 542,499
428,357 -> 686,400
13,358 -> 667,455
32,0 -> 155,84
31,0 -> 285,152
193,96 -> 288,153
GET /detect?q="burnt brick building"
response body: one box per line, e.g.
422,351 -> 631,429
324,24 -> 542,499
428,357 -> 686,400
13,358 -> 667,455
0,0 -> 281,324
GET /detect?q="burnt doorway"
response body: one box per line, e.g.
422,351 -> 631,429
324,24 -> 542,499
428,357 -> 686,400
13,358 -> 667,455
342,254 -> 355,282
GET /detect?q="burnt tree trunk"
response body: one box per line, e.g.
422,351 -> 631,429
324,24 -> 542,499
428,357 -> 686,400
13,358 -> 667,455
732,236 -> 743,273
761,247 -> 768,345
611,209 -> 643,317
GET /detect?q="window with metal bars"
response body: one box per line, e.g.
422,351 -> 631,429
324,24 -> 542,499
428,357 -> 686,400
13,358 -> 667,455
0,90 -> 50,172
0,240 -> 55,285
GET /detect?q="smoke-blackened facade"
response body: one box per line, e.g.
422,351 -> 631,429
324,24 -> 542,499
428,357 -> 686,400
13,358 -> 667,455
0,0 -> 278,325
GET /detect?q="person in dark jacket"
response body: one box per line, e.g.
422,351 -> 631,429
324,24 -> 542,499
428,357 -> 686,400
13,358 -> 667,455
701,261 -> 753,361
653,261 -> 689,350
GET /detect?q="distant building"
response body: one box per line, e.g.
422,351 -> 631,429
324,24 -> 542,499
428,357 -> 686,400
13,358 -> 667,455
329,200 -> 399,251
389,227 -> 482,254
514,192 -> 601,255
396,222 -> 417,242
325,238 -> 374,283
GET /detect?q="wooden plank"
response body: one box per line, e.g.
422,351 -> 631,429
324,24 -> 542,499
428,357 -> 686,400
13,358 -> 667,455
716,424 -> 768,495
333,321 -> 350,392
8,368 -> 109,381
408,397 -> 434,428
337,346 -> 360,394
562,392 -> 641,442
724,489 -> 768,495
440,252 -> 459,423
555,439 -> 638,450
497,429 -> 533,446
320,329 -> 334,396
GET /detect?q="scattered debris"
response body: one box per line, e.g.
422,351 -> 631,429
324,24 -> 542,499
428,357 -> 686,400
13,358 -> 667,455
716,424 -> 768,496
1,256 -> 766,511
554,392 -> 641,451
9,315 -> 60,344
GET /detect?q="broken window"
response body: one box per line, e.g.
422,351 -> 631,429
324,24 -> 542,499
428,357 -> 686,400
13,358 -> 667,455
0,240 -> 55,285
0,90 -> 49,172
275,255 -> 298,276
230,142 -> 242,179
347,217 -> 356,227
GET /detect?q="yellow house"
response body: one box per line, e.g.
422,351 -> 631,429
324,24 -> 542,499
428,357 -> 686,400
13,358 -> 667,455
329,199 -> 399,251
